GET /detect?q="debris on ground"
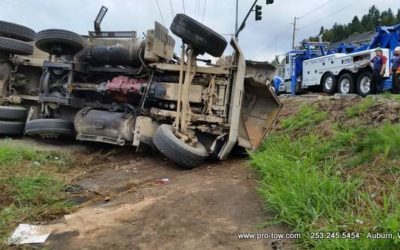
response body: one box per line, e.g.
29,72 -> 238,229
8,224 -> 51,245
155,178 -> 170,184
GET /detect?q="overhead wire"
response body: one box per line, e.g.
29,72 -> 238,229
195,0 -> 198,18
197,0 -> 201,19
155,0 -> 165,25
169,0 -> 175,19
299,0 -> 364,30
298,0 -> 335,19
202,0 -> 207,22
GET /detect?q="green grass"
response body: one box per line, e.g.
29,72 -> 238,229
0,144 -> 73,168
0,144 -> 75,245
348,124 -> 400,167
252,134 -> 358,233
344,97 -> 375,118
251,99 -> 400,249
281,104 -> 328,130
381,92 -> 400,102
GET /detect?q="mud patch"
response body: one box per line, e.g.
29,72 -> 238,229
41,158 -> 292,250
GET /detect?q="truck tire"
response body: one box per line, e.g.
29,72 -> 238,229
0,21 -> 35,42
357,72 -> 374,97
322,73 -> 337,95
0,106 -> 27,121
338,73 -> 355,94
35,29 -> 85,56
25,118 -> 75,137
0,121 -> 24,135
170,14 -> 227,57
0,36 -> 33,55
153,124 -> 209,169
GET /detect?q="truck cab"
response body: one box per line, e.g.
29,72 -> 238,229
278,42 -> 328,94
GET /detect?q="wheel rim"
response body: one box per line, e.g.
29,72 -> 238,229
325,76 -> 333,90
360,76 -> 371,94
340,79 -> 350,94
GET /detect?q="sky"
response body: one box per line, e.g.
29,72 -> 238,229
0,0 -> 395,61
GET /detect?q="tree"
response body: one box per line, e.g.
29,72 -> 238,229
368,5 -> 381,29
381,9 -> 395,25
307,6 -> 400,44
397,9 -> 400,22
349,16 -> 363,34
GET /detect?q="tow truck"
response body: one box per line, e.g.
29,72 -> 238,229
278,24 -> 400,96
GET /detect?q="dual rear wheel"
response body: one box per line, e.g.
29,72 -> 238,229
0,105 -> 75,138
0,21 -> 35,56
323,72 -> 374,97
0,106 -> 27,135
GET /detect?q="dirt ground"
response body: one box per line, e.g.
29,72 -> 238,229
4,137 -> 293,249
10,93 -> 394,250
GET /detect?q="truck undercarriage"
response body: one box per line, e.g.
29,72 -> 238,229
0,7 -> 281,168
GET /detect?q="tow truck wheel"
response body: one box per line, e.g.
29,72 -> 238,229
153,124 -> 209,169
357,72 -> 374,97
338,73 -> 355,94
322,73 -> 337,95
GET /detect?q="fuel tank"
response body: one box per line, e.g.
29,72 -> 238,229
87,38 -> 145,66
75,108 -> 135,145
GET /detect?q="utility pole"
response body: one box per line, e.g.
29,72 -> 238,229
235,0 -> 239,39
291,17 -> 299,49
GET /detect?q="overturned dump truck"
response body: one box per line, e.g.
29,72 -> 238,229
0,7 -> 281,168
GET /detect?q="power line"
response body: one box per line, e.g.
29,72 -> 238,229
197,0 -> 201,19
299,0 -> 334,19
299,0 -> 363,30
202,0 -> 207,22
169,0 -> 175,19
182,0 -> 185,14
155,0 -> 165,25
256,23 -> 292,55
195,0 -> 198,18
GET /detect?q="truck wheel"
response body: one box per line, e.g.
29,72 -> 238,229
0,21 -> 35,42
322,73 -> 337,95
357,72 -> 374,97
0,106 -> 27,121
35,29 -> 85,56
153,124 -> 209,169
0,36 -> 33,55
338,73 -> 355,94
25,118 -> 75,138
0,121 -> 24,135
170,14 -> 227,57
